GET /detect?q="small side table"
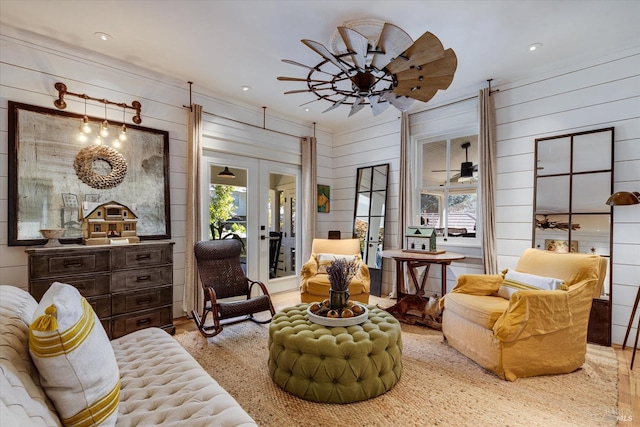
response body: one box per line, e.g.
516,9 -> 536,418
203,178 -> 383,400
622,285 -> 640,370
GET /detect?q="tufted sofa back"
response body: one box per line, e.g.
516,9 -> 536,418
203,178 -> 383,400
0,285 -> 61,426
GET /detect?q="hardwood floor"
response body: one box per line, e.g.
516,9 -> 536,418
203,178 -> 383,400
176,289 -> 639,419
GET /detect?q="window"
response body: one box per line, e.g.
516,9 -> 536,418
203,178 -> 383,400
418,134 -> 479,245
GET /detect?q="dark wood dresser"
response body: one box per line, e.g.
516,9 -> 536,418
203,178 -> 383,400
26,241 -> 175,339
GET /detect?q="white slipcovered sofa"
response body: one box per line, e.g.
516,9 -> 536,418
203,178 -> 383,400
0,285 -> 257,426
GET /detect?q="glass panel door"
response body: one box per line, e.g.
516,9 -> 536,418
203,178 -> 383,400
202,154 -> 300,293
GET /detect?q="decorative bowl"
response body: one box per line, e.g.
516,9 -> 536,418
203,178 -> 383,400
306,303 -> 368,327
40,228 -> 66,247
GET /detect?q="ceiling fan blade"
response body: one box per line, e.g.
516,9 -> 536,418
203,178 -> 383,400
301,39 -> 350,73
348,97 -> 365,117
322,95 -> 348,113
386,32 -> 446,75
394,49 -> 457,81
371,23 -> 413,71
281,59 -> 336,77
369,95 -> 389,116
284,87 -> 334,95
393,85 -> 438,103
394,76 -> 455,91
277,76 -> 333,84
381,92 -> 414,111
338,27 -> 369,70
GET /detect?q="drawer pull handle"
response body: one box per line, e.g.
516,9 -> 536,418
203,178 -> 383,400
136,254 -> 151,260
64,260 -> 84,268
137,318 -> 151,326
137,298 -> 151,305
136,275 -> 151,282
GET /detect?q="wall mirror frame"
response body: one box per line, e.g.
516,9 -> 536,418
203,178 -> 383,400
533,127 -> 614,346
353,163 -> 389,296
8,101 -> 171,246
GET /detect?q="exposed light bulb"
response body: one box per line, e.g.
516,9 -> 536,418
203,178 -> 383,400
94,136 -> 103,145
81,116 -> 92,134
118,124 -> 127,142
112,139 -> 121,149
100,120 -> 109,137
78,132 -> 88,143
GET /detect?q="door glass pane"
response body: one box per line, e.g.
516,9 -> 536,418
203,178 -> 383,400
209,165 -> 247,264
269,173 -> 295,279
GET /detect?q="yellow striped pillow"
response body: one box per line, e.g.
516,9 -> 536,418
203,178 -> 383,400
29,282 -> 120,427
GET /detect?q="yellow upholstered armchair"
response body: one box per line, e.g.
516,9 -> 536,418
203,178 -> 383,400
441,248 -> 607,381
300,238 -> 370,304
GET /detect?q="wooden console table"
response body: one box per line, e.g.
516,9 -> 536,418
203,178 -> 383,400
380,249 -> 465,299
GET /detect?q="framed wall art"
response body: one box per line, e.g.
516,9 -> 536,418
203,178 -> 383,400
317,184 -> 330,213
8,101 -> 171,246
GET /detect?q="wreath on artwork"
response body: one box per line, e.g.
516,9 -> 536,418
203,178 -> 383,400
74,145 -> 128,189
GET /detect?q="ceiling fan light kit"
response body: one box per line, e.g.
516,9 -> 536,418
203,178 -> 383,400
278,20 -> 457,117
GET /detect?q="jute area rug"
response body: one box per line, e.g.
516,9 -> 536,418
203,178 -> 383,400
174,321 -> 618,427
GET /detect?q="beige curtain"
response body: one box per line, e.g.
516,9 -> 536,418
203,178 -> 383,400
479,88 -> 498,274
183,104 -> 203,316
301,136 -> 317,262
393,112 -> 413,296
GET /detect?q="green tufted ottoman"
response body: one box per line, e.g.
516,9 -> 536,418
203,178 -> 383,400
268,304 -> 402,403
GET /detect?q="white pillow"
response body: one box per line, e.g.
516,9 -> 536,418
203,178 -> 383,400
29,282 -> 120,427
498,269 -> 567,300
316,253 -> 358,274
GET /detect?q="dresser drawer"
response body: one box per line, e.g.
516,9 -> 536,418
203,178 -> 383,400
111,306 -> 172,338
112,286 -> 173,316
30,274 -> 111,301
111,265 -> 172,292
111,244 -> 172,270
30,251 -> 110,279
87,295 -> 112,319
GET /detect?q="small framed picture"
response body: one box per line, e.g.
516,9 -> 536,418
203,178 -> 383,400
545,239 -> 578,253
317,184 -> 330,213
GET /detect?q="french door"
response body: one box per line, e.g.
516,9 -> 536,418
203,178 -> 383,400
202,153 -> 300,294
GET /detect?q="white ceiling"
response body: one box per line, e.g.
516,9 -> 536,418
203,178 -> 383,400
1,1 -> 639,132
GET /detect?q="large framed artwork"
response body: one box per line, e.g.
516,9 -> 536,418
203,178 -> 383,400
8,101 -> 171,246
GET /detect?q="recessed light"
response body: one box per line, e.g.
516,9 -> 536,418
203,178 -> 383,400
241,85 -> 252,92
528,43 -> 543,52
304,108 -> 310,112
95,32 -> 112,41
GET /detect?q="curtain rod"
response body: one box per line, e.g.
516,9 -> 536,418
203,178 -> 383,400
202,109 -> 304,139
409,79 -> 498,117
409,94 -> 478,117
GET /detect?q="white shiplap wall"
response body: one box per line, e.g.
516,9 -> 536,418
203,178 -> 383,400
331,47 -> 639,344
0,27 -> 322,317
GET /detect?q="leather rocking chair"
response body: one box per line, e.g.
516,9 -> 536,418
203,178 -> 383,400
191,239 -> 275,338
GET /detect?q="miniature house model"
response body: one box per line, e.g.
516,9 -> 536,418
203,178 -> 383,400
405,226 -> 442,254
81,200 -> 140,245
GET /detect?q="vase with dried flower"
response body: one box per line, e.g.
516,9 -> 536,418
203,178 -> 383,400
326,258 -> 358,310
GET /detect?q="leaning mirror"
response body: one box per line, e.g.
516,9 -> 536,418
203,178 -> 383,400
533,127 -> 613,346
353,164 -> 389,296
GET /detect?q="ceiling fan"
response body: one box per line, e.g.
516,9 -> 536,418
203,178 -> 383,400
433,142 -> 478,179
278,20 -> 457,117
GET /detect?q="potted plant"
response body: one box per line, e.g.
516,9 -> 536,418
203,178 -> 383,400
325,258 -> 358,310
